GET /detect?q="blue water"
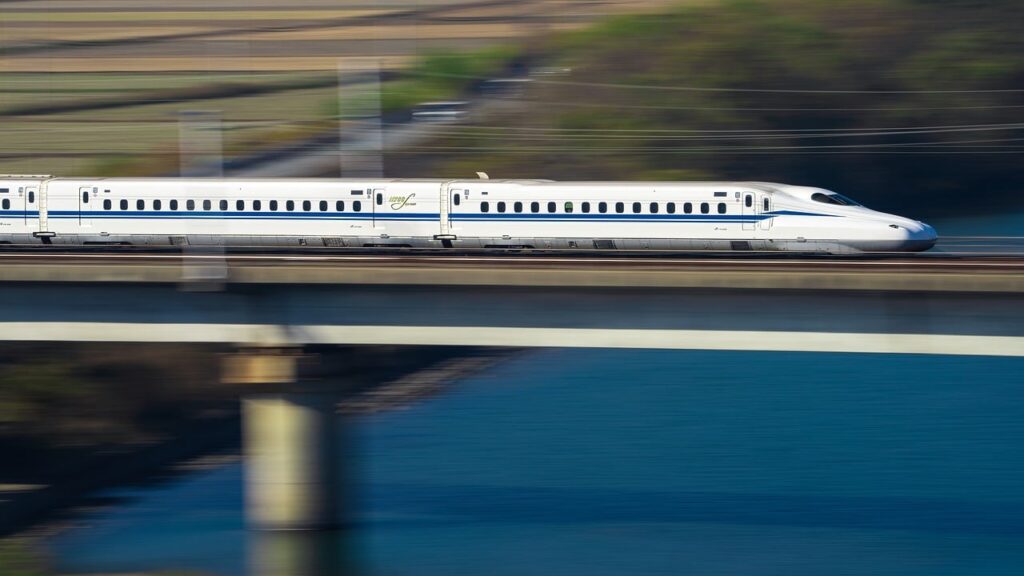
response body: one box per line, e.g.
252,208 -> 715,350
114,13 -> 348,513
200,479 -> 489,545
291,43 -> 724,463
930,212 -> 1023,237
51,349 -> 1024,576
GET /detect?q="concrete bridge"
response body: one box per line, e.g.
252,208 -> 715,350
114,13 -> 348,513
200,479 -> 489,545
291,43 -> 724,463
1,252 -> 1021,533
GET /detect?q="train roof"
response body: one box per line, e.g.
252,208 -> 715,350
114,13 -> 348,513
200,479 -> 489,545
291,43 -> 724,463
494,180 -> 783,187
4,176 -> 788,192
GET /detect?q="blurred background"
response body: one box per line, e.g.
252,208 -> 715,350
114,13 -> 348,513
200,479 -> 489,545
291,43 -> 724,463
2,0 -> 1023,574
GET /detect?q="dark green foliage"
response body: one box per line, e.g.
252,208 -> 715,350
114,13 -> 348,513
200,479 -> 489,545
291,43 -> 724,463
0,344 -> 226,445
421,0 -> 1024,218
380,46 -> 521,112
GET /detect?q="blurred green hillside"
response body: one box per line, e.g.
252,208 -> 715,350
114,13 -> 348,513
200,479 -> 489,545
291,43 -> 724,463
413,0 -> 1024,219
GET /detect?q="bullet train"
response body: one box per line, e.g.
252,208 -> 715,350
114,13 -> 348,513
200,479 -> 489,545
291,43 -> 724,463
0,174 -> 937,253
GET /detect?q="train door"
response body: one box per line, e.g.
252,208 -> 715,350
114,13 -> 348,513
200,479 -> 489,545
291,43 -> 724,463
742,192 -> 756,231
371,188 -> 385,228
436,183 -> 463,245
448,188 -> 465,233
78,186 -> 93,226
24,184 -> 37,226
759,194 -> 772,230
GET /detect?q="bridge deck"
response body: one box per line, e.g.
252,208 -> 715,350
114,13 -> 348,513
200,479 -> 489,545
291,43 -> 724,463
0,252 -> 1020,293
0,252 -> 1019,354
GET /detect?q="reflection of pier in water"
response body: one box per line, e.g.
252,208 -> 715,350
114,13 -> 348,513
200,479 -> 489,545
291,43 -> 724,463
249,522 -> 359,576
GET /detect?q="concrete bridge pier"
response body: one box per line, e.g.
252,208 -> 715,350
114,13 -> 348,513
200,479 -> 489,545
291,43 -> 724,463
223,349 -> 346,531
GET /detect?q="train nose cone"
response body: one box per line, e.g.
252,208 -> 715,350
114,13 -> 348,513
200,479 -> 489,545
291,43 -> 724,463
901,221 -> 938,252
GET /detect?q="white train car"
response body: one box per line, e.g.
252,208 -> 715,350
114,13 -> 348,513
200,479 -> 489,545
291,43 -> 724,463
0,175 -> 937,252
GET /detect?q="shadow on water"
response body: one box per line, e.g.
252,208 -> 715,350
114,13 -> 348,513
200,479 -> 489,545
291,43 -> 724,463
366,483 -> 1024,536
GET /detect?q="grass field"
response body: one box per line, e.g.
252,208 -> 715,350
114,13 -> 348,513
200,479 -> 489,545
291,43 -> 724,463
0,0 -> 677,175
0,72 -> 326,111
0,83 -> 352,174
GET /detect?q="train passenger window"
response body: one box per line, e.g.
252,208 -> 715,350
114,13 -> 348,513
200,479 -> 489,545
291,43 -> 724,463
104,199 -> 111,210
718,203 -> 726,214
1,199 -> 7,210
286,200 -> 295,211
28,191 -> 34,203
650,202 -> 659,214
187,200 -> 196,210
481,201 -> 489,213
137,199 -> 145,210
335,200 -> 343,211
270,200 -> 278,211
319,200 -> 327,211
700,202 -> 710,214
254,200 -> 262,211
497,201 -> 506,213
531,202 -> 540,213
582,202 -> 591,213
599,202 -> 607,213
453,194 -> 460,206
376,192 -> 384,205
547,202 -> 556,213
154,200 -> 162,210
632,202 -> 641,214
514,201 -> 523,213
170,200 -> 179,210
303,200 -> 311,211
684,202 -> 692,214
565,202 -> 573,213
237,200 -> 244,210
763,198 -> 770,211
120,199 -> 128,210
615,202 -> 624,213
201,200 -> 210,210
353,200 -> 362,211
745,195 -> 753,208
667,202 -> 676,214
220,200 -> 228,211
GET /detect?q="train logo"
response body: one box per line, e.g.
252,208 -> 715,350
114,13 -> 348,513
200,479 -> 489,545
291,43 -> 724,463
390,194 -> 417,210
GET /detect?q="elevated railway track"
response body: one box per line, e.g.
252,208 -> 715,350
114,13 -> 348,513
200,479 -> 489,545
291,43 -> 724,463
0,241 -> 1020,293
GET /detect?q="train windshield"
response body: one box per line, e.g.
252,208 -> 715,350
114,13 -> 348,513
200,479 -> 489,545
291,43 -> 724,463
811,192 -> 863,207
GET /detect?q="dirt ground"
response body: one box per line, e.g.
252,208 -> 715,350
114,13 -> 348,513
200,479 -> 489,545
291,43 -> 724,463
0,0 -> 677,72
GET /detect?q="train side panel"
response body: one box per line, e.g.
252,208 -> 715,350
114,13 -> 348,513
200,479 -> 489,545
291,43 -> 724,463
0,177 -> 45,242
447,182 -> 775,250
45,178 -> 443,247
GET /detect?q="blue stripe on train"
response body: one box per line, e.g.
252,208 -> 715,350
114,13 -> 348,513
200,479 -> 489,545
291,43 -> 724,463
453,215 -> 761,222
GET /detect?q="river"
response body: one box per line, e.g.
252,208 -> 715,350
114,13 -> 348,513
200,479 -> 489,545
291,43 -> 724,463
50,348 -> 1024,576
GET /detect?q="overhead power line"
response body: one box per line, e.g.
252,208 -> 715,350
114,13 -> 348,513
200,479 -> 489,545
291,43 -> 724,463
514,98 -> 1024,113
408,71 -> 1024,95
396,122 -> 1024,141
